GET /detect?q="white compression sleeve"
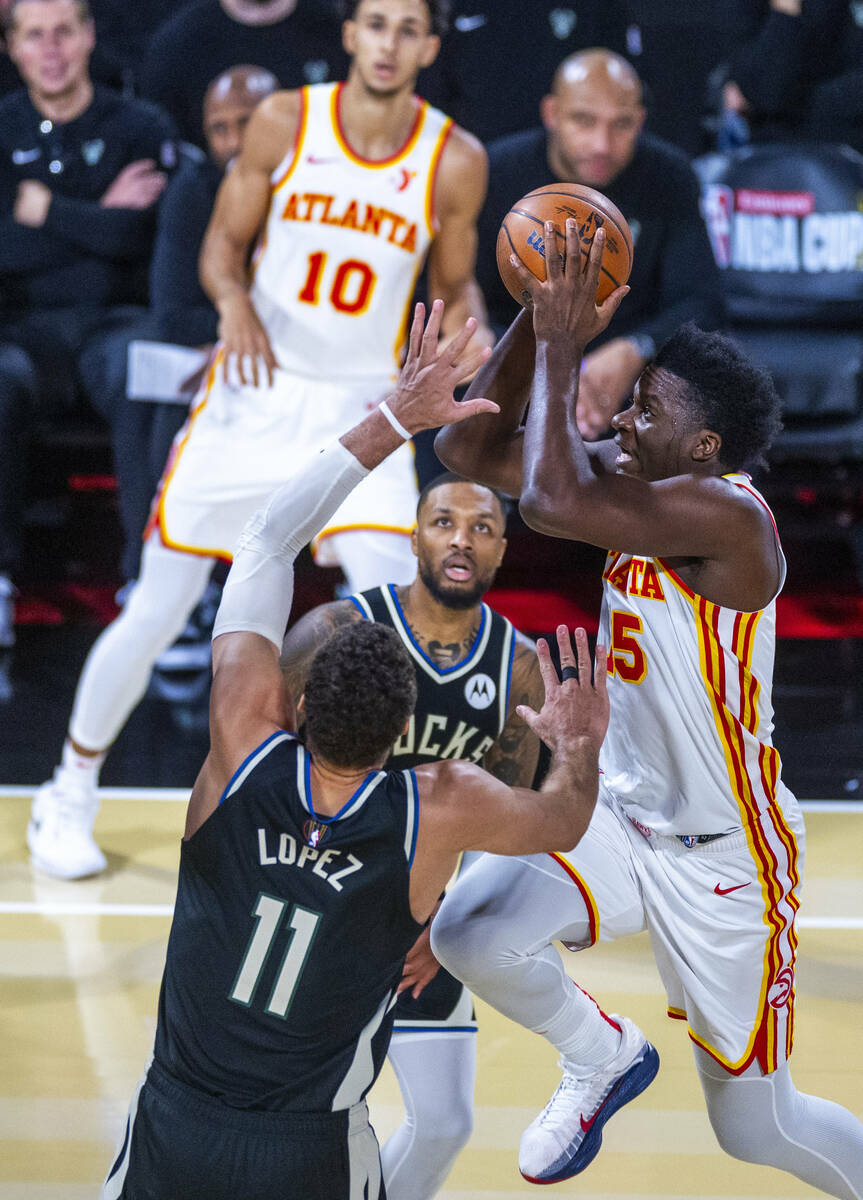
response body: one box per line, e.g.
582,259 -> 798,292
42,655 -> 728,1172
212,440 -> 369,647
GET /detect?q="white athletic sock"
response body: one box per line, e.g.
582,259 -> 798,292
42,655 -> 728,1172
57,738 -> 105,791
540,979 -> 622,1071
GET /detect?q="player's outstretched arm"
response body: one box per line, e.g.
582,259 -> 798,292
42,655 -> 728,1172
187,302 -> 498,833
408,627 -> 607,922
434,307 -> 536,496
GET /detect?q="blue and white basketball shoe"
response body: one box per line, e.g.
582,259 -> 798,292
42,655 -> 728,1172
519,1015 -> 659,1184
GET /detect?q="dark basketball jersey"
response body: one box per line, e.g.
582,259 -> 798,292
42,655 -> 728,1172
152,731 -> 423,1113
351,585 -> 515,770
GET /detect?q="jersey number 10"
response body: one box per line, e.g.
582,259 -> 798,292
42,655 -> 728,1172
299,251 -> 377,316
230,893 -> 321,1019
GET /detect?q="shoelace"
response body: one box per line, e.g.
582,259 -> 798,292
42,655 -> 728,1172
537,1061 -> 618,1132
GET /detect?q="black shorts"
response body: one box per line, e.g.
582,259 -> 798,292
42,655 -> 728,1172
392,965 -> 477,1032
101,1061 -> 385,1200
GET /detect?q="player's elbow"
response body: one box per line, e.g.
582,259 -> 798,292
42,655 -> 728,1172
518,485 -> 572,539
434,425 -> 476,476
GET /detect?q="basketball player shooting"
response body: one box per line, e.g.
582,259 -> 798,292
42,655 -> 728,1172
28,0 -> 493,882
101,301 -> 609,1200
431,224 -> 863,1193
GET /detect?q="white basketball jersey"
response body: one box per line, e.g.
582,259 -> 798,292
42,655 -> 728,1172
250,82 -> 453,382
598,474 -> 788,836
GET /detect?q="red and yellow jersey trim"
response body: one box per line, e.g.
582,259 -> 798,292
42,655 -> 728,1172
424,116 -> 453,237
272,86 -> 310,194
548,852 -> 600,946
652,560 -> 800,1074
331,83 -> 426,167
150,352 -> 234,562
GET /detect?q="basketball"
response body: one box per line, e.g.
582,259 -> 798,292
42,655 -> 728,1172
496,183 -> 634,307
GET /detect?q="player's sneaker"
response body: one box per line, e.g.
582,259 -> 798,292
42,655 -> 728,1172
518,1015 -> 659,1184
27,775 -> 106,879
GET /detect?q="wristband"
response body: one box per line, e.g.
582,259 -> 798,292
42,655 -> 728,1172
378,399 -> 412,441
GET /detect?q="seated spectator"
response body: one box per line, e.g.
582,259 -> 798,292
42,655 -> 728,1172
476,49 -> 724,439
137,0 -> 347,149
0,0 -> 131,98
418,0 -> 629,144
721,0 -> 863,153
0,0 -> 176,647
118,64 -> 278,585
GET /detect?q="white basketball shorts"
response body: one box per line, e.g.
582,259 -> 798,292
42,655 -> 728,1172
148,351 -> 417,561
550,780 -> 805,1075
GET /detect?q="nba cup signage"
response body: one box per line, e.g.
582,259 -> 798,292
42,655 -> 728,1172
703,184 -> 863,273
697,143 -> 863,320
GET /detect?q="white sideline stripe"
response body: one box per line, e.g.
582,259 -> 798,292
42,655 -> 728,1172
0,785 -> 190,801
0,787 -> 861,811
0,902 -> 861,926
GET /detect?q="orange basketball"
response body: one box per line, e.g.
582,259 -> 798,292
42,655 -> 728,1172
496,182 -> 633,307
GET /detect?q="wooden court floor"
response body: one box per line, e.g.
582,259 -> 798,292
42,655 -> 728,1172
1,789 -> 861,1199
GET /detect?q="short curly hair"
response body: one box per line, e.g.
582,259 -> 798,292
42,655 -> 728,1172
339,0 -> 450,36
303,622 -> 417,769
653,323 -> 783,471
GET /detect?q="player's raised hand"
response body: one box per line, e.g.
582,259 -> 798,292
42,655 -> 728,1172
510,221 -> 629,349
385,300 -> 499,434
216,291 -> 281,388
516,626 -> 609,756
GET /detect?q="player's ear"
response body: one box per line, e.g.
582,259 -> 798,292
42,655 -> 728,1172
342,18 -> 357,56
692,429 -> 721,463
419,33 -> 441,70
296,694 -> 306,716
540,93 -> 558,133
410,526 -> 419,556
496,536 -> 507,567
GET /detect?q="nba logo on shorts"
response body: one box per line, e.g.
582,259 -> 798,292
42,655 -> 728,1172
465,673 -> 496,710
702,184 -> 734,268
767,965 -> 794,1009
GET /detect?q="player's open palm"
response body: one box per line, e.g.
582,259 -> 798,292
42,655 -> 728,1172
387,300 -> 499,434
517,626 -> 609,756
512,221 -> 628,349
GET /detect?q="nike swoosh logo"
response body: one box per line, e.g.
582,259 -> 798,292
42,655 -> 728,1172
455,13 -> 487,31
580,1111 -> 598,1133
714,882 -> 751,896
12,148 -> 41,164
306,155 -> 340,165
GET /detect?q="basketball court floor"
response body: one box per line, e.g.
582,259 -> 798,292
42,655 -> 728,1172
1,788 -> 861,1199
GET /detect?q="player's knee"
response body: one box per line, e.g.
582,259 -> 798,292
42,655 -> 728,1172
118,583 -> 198,654
703,1082 -> 773,1164
431,890 -> 506,977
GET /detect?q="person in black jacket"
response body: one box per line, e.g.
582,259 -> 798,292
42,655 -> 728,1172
0,0 -> 176,646
477,49 -> 724,441
138,0 -> 347,150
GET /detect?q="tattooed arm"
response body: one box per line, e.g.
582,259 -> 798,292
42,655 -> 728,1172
482,632 -> 543,787
280,599 -> 364,705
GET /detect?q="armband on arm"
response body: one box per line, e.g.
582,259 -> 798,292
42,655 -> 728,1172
212,440 -> 369,648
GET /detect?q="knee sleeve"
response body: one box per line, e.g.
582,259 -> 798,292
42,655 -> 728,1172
697,1051 -> 863,1199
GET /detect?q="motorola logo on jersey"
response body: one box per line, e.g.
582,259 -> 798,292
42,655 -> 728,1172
767,966 -> 794,1009
465,673 -> 496,710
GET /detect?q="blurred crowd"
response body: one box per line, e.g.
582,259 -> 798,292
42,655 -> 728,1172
2,0 -> 863,648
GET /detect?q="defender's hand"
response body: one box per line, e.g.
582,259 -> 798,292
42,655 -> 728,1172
509,221 -> 629,350
14,180 -> 52,227
385,300 -> 499,435
217,291 -> 280,388
516,626 -> 609,756
398,924 -> 442,999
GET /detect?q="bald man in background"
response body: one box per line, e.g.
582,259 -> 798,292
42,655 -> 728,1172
476,49 -> 724,438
